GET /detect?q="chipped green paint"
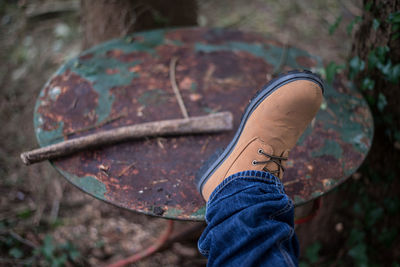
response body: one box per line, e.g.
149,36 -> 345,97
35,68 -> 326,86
61,57 -> 141,123
190,82 -> 198,92
195,42 -> 322,70
49,86 -> 61,101
191,206 -> 206,219
323,83 -> 372,154
312,139 -> 343,159
352,133 -> 370,152
58,169 -> 107,200
294,195 -> 305,203
323,178 -> 337,187
311,191 -> 322,198
34,119 -> 64,147
344,165 -> 359,177
53,29 -> 182,124
164,207 -> 183,217
84,29 -> 172,56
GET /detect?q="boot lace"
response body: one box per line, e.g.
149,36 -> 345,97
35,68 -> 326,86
252,149 -> 288,177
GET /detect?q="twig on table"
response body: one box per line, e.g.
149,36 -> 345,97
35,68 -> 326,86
151,179 -> 168,185
283,178 -> 301,186
118,162 -> 136,177
200,138 -> 210,154
169,57 -> 189,119
156,138 -> 165,150
21,112 -> 233,165
64,112 -> 128,137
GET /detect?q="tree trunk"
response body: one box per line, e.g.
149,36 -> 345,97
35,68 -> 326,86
350,0 -> 400,192
296,0 -> 400,257
352,0 -> 400,123
81,0 -> 197,49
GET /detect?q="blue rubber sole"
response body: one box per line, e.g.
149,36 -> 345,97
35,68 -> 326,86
195,70 -> 325,198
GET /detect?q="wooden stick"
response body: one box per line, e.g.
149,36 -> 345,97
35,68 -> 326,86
169,57 -> 189,119
21,112 -> 233,165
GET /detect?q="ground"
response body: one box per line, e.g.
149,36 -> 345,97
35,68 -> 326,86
1,0 -> 399,266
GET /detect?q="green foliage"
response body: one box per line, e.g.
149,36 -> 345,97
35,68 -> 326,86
348,243 -> 368,267
34,235 -> 81,267
361,77 -> 375,91
347,228 -> 368,267
365,206 -> 384,229
304,242 -> 321,264
343,164 -> 397,266
347,16 -> 362,35
366,43 -> 400,84
348,56 -> 365,80
325,61 -> 345,84
299,242 -> 322,267
377,93 -> 387,112
9,247 -> 23,259
383,196 -> 400,215
329,15 -> 343,35
387,11 -> 400,40
328,14 -> 400,115
0,224 -> 26,262
377,60 -> 399,83
364,1 -> 373,11
1,216 -> 80,266
378,227 -> 398,247
17,208 -> 33,219
367,46 -> 389,70
325,7 -> 400,140
372,19 -> 380,30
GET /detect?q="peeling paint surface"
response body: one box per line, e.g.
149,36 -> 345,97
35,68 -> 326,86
34,28 -> 373,221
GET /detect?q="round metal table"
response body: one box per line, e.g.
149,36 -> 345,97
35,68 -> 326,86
34,28 -> 373,221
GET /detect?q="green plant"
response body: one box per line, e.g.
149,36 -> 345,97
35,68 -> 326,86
34,235 -> 80,267
324,61 -> 345,84
387,11 -> 400,40
299,242 -> 322,267
347,228 -> 368,267
348,56 -> 365,80
324,8 -> 400,146
367,46 -> 400,84
347,16 -> 362,35
329,15 -> 343,35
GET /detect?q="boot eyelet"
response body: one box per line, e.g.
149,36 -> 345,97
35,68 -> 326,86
258,149 -> 263,154
252,160 -> 257,165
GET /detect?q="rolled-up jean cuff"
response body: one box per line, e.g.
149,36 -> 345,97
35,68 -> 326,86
206,170 -> 285,211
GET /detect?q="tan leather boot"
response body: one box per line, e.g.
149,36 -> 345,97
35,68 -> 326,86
196,70 -> 324,201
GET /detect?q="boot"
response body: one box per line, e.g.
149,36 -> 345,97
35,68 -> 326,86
196,70 -> 324,201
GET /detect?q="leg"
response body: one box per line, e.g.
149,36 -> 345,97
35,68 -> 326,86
199,171 -> 298,267
195,71 -> 325,266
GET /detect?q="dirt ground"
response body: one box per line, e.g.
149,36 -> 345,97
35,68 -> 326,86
2,0 -> 398,266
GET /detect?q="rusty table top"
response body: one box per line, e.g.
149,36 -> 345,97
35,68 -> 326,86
34,28 -> 373,221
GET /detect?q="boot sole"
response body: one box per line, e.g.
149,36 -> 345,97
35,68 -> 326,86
195,70 -> 325,198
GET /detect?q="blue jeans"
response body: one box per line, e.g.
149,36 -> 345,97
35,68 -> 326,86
198,170 -> 299,267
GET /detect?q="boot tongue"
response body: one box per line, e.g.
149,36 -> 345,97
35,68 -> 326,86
262,149 -> 290,180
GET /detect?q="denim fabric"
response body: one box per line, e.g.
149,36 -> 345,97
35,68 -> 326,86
198,170 -> 299,267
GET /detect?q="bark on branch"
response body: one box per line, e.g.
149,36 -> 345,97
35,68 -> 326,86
21,112 -> 233,165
